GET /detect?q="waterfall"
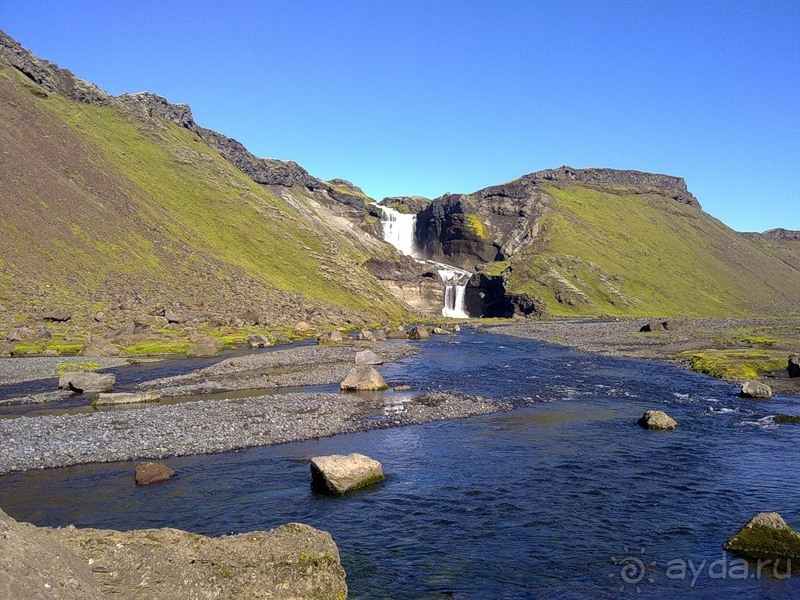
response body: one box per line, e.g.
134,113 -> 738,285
373,202 -> 471,318
373,204 -> 419,257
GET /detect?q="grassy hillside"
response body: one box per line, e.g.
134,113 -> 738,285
0,57 -> 410,334
504,183 -> 800,317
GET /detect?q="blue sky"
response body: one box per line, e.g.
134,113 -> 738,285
2,0 -> 798,231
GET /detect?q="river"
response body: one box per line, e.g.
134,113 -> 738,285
0,330 -> 797,598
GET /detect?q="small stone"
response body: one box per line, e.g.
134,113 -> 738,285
135,462 -> 176,486
740,380 -> 772,399
637,410 -> 678,430
393,385 -> 411,391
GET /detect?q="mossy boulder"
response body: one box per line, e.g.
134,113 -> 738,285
310,453 -> 385,496
740,380 -> 773,399
637,410 -> 678,430
187,336 -> 223,358
773,414 -> 800,424
723,512 -> 800,562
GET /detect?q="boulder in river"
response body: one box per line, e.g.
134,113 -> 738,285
355,349 -> 383,365
358,329 -> 376,341
340,365 -> 388,391
386,329 -> 407,339
431,327 -> 451,335
59,372 -> 116,393
135,462 -> 176,486
773,414 -> 800,424
310,453 -> 385,495
740,380 -> 773,399
94,391 -> 161,406
789,354 -> 800,378
186,336 -> 223,358
723,512 -> 800,562
637,410 -> 678,430
407,325 -> 429,340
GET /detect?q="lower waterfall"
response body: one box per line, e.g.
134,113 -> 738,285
373,203 -> 471,318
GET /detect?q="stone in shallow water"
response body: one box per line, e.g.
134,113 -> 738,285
407,325 -> 429,340
355,349 -> 383,365
723,512 -> 800,562
94,391 -> 161,406
310,453 -> 385,495
135,462 -> 176,486
59,372 -> 115,393
340,365 -> 388,391
740,380 -> 772,399
637,410 -> 678,430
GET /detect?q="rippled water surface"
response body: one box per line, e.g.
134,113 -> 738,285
1,332 -> 798,598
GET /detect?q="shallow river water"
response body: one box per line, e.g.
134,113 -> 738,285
0,331 -> 798,598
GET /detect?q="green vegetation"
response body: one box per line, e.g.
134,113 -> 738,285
56,361 -> 100,376
678,349 -> 787,381
774,415 -> 800,425
121,340 -> 193,356
505,184 -> 800,317
463,213 -> 489,240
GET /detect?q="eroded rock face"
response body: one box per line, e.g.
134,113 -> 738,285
723,512 -> 800,562
740,381 -> 773,399
340,365 -> 388,391
310,453 -> 385,495
135,462 -> 176,486
637,410 -> 678,430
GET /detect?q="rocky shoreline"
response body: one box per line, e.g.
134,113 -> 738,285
0,340 -> 509,474
493,317 -> 800,394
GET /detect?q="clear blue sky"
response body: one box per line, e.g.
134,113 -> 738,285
2,0 -> 798,231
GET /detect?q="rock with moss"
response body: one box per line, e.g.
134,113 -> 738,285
135,461 -> 176,485
186,336 -> 223,358
310,452 -> 385,495
59,371 -> 115,393
740,380 -> 772,399
773,414 -> 800,424
723,512 -> 800,562
340,365 -> 388,391
94,391 -> 161,406
407,325 -> 430,340
637,410 -> 678,430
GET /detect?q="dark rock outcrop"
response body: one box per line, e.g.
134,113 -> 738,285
789,354 -> 800,378
464,272 -> 542,318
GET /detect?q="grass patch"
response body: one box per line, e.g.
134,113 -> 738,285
678,349 -> 788,381
56,361 -> 100,376
464,213 -> 489,240
122,340 -> 193,356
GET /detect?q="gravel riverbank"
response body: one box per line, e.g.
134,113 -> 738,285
0,390 -> 507,474
0,356 -> 130,386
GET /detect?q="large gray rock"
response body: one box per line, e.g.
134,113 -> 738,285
94,391 -> 161,406
637,410 -> 678,430
310,453 -> 385,495
431,327 -> 451,335
247,334 -> 270,348
723,512 -> 800,562
135,462 -> 176,486
740,380 -> 773,399
59,372 -> 115,393
355,349 -> 383,365
789,354 -> 800,378
340,365 -> 388,391
186,336 -> 223,358
407,325 -> 430,340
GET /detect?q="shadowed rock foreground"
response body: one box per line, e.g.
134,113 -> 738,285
0,508 -> 347,599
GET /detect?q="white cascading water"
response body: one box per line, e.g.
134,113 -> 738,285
372,203 -> 470,318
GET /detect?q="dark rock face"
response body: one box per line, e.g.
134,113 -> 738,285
788,354 -> 800,377
464,273 -> 542,318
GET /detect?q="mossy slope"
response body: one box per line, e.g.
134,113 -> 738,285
504,183 -> 800,317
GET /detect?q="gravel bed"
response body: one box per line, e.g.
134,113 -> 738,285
0,390 -> 508,474
0,390 -> 72,407
137,341 -> 420,397
0,357 -> 130,386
